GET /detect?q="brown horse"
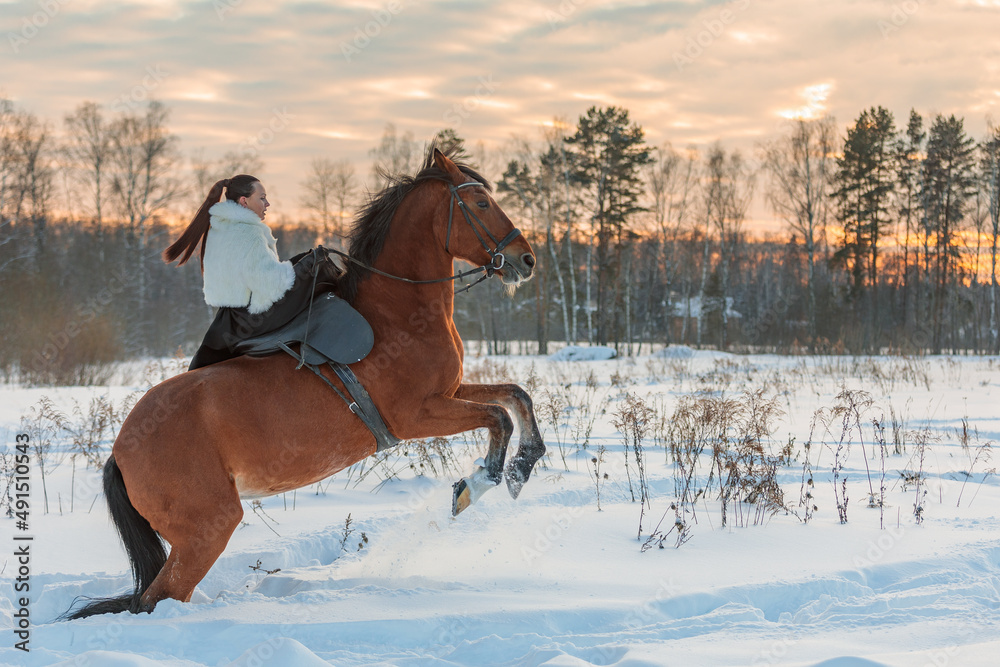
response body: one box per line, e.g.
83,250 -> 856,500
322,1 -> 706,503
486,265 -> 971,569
66,147 -> 545,619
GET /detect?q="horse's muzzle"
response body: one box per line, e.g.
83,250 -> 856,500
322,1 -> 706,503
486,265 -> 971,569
498,251 -> 535,285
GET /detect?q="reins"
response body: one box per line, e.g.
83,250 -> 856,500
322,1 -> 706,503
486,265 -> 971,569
327,181 -> 521,295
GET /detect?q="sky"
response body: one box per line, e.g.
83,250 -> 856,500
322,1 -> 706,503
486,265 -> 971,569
3,0 -> 1000,229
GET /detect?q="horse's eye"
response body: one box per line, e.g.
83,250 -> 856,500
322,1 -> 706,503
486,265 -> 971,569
477,200 -> 489,210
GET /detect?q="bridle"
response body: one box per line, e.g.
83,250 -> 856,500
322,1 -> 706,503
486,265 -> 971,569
445,181 -> 522,276
329,179 -> 523,294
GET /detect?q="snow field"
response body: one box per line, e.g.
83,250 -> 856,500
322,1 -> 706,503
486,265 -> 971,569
1,351 -> 999,666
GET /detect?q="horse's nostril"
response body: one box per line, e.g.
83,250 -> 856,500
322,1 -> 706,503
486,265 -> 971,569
522,253 -> 535,269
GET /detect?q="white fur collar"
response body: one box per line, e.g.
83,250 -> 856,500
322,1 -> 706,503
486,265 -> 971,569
209,199 -> 265,226
202,198 -> 293,313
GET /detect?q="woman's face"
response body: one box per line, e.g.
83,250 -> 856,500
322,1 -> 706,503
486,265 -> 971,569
239,181 -> 270,220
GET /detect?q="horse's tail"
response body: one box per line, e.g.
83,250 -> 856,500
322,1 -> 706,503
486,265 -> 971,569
63,455 -> 166,620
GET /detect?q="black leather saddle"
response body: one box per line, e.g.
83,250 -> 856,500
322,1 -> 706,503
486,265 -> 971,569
236,292 -> 374,365
235,293 -> 398,452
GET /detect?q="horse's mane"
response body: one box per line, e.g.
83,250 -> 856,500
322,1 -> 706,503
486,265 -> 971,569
338,144 -> 492,304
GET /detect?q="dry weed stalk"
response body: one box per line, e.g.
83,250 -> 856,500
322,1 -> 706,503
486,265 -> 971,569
957,434 -> 993,508
571,379 -> 609,452
716,389 -> 786,528
339,513 -> 368,552
825,387 -> 874,524
643,392 -> 728,548
1,450 -> 17,518
407,436 -> 462,478
910,426 -> 931,524
612,393 -> 656,536
797,438 -> 817,524
463,358 -> 514,385
589,444 -> 608,511
540,387 -> 572,470
871,416 -> 888,528
19,396 -> 67,514
889,400 -> 910,454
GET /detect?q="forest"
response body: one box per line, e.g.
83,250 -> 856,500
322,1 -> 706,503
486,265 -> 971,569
1,97 -> 999,385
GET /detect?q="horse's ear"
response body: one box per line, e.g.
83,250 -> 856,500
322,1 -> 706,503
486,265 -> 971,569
433,148 -> 465,184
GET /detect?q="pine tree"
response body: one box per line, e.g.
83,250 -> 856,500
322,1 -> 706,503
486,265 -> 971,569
761,117 -> 836,349
831,106 -> 896,350
894,109 -> 924,331
564,106 -> 651,347
982,123 -> 1000,354
922,114 -> 977,352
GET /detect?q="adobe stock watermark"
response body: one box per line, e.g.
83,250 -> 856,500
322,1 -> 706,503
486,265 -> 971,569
7,0 -> 68,54
228,607 -> 313,666
238,107 -> 295,161
877,0 -> 922,39
750,637 -> 798,666
521,505 -> 584,564
741,292 -> 799,345
673,0 -> 752,71
341,0 -> 405,63
110,66 -> 170,113
621,578 -> 681,629
546,0 -> 586,29
921,622 -> 980,667
442,75 -> 498,129
851,525 -> 906,577
214,0 -> 242,21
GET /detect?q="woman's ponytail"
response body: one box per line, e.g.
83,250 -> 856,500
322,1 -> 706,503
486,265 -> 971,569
164,174 -> 260,269
163,179 -> 228,269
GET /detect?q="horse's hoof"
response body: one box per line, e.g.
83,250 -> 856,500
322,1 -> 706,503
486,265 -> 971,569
505,470 -> 525,499
452,479 -> 472,516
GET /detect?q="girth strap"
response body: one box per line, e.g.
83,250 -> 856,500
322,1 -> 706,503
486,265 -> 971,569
275,343 -> 400,453
329,362 -> 400,452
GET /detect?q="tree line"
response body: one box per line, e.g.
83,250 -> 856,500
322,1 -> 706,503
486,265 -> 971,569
1,97 -> 999,384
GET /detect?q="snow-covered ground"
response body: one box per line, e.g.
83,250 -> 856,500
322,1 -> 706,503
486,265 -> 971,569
2,349 -> 1000,666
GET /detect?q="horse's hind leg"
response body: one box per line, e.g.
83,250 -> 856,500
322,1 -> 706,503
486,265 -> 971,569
137,490 -> 243,610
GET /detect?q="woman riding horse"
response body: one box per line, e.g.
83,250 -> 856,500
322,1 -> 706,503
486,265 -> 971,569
164,174 -> 340,370
65,147 -> 545,620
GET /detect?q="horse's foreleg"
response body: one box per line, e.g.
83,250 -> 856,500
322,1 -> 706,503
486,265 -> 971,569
410,394 -> 513,515
454,383 -> 546,500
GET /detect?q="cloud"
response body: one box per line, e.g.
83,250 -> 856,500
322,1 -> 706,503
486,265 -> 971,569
2,0 -> 999,222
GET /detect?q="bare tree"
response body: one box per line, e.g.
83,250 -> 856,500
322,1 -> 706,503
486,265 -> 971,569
716,150 -> 755,349
696,144 -> 755,349
0,99 -> 17,225
369,123 -> 418,189
190,148 -> 264,200
0,97 -> 31,274
760,117 -> 836,347
217,149 -> 264,181
108,101 -> 183,233
301,157 -> 357,239
9,110 -> 55,268
499,134 -> 573,349
696,145 -> 720,348
63,102 -> 112,230
302,157 -> 336,235
980,122 -> 1000,353
107,101 -> 183,352
551,118 -> 582,342
645,142 -> 697,345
